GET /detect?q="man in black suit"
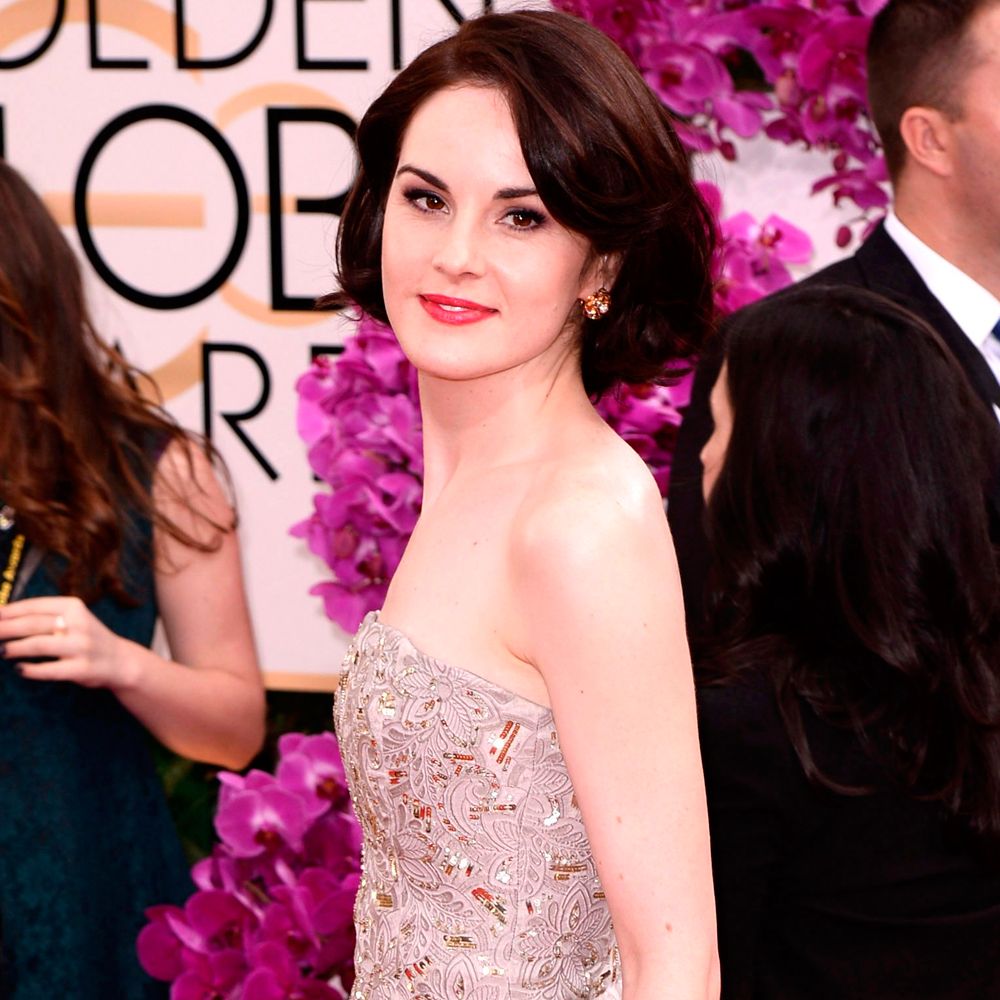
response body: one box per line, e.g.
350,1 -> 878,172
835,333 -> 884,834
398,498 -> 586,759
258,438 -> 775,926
669,0 -> 1000,629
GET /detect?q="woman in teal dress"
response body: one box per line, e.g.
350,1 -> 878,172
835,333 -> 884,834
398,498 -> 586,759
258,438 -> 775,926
0,161 -> 266,997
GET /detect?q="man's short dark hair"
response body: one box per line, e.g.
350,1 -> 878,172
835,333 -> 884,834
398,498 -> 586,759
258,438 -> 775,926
868,0 -> 997,180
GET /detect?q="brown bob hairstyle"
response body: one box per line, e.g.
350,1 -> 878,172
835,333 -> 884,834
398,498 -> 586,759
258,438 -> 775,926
328,9 -> 717,398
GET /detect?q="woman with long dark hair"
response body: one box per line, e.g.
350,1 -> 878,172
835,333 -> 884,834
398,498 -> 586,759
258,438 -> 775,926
697,284 -> 1000,999
0,161 -> 265,998
330,10 -> 720,999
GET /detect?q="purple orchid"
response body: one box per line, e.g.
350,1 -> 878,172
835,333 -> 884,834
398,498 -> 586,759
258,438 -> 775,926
694,181 -> 815,314
797,17 -> 872,144
812,156 -> 890,211
641,39 -> 727,116
716,212 -> 813,309
639,33 -> 770,151
292,313 -> 423,632
137,906 -> 186,983
729,6 -> 821,83
243,941 -> 345,1000
170,950 -> 247,1000
598,384 -> 689,495
139,737 -> 360,998
261,867 -> 360,975
136,894 -> 251,998
556,0 -> 890,231
215,771 -> 311,857
302,810 -> 364,877
723,211 -> 813,269
276,733 -> 349,821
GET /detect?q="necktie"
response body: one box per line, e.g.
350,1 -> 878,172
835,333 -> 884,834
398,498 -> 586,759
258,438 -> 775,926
988,319 -> 1000,412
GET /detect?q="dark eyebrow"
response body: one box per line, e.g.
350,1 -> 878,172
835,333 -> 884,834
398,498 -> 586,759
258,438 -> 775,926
396,165 -> 449,192
396,165 -> 537,201
495,186 -> 538,200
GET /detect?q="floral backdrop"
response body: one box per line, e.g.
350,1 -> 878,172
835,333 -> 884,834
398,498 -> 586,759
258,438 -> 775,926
143,0 -> 890,995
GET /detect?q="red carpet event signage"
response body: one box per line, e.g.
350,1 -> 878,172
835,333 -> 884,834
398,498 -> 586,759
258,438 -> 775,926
0,0 -> 495,687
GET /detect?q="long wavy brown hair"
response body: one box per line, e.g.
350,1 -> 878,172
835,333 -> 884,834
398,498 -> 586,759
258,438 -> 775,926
0,160 -> 228,603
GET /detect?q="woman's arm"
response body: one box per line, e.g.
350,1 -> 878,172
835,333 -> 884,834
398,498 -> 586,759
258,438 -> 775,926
512,475 -> 720,1000
0,439 -> 265,769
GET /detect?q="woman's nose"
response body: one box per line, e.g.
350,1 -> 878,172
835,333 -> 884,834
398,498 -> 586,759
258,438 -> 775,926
432,217 -> 485,278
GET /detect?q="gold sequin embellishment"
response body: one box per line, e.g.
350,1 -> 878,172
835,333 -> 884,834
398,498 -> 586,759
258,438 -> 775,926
334,613 -> 620,999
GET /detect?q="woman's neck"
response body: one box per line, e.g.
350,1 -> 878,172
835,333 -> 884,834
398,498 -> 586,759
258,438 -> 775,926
418,352 -> 595,507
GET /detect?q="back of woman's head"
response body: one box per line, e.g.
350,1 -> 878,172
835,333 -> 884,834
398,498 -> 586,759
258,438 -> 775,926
332,9 -> 716,397
704,284 -> 1000,834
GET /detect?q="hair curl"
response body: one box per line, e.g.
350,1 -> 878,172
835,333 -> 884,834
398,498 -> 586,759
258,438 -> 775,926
0,160 -> 229,604
325,9 -> 717,398
701,284 -> 1000,836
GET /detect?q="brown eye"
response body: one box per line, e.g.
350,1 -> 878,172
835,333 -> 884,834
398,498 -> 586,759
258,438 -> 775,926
403,188 -> 448,213
504,208 -> 545,230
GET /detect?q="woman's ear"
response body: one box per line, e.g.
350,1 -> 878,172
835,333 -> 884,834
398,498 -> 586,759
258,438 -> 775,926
599,252 -> 622,290
580,252 -> 621,297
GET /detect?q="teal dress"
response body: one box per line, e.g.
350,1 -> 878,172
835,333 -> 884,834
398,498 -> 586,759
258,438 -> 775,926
0,515 -> 193,998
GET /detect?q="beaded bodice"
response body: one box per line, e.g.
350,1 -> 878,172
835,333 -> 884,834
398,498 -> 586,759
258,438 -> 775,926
334,611 -> 620,1000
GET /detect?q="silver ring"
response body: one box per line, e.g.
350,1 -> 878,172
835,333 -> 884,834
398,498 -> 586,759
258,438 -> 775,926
53,614 -> 67,636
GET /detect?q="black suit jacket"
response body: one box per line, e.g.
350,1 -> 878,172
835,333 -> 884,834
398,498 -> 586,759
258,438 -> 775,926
668,221 -> 1000,630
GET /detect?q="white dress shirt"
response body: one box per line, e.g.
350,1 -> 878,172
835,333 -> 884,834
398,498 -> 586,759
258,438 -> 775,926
884,212 -> 1000,416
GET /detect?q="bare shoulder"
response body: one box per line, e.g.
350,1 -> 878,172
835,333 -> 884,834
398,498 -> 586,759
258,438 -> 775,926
153,435 -> 235,543
511,430 -> 671,580
506,427 -> 686,685
155,434 -> 207,483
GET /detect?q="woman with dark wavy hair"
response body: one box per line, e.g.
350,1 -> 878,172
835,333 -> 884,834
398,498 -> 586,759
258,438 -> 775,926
330,10 -> 720,999
0,161 -> 265,999
697,284 -> 1000,999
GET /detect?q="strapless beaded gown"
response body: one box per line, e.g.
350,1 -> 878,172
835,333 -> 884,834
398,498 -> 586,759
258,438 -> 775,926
334,611 -> 621,999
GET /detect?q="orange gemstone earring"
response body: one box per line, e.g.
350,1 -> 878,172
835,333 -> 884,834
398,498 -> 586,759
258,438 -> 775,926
581,286 -> 611,320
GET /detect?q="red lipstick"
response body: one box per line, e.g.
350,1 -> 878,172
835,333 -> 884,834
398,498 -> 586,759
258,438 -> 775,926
419,294 -> 497,326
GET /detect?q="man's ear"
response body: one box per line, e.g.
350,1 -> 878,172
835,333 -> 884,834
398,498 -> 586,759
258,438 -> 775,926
899,105 -> 956,179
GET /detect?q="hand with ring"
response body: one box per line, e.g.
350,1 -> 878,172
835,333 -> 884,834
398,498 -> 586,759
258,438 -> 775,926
0,596 -> 132,689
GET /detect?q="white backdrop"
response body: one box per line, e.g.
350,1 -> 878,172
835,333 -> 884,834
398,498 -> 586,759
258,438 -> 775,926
0,0 -> 853,688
